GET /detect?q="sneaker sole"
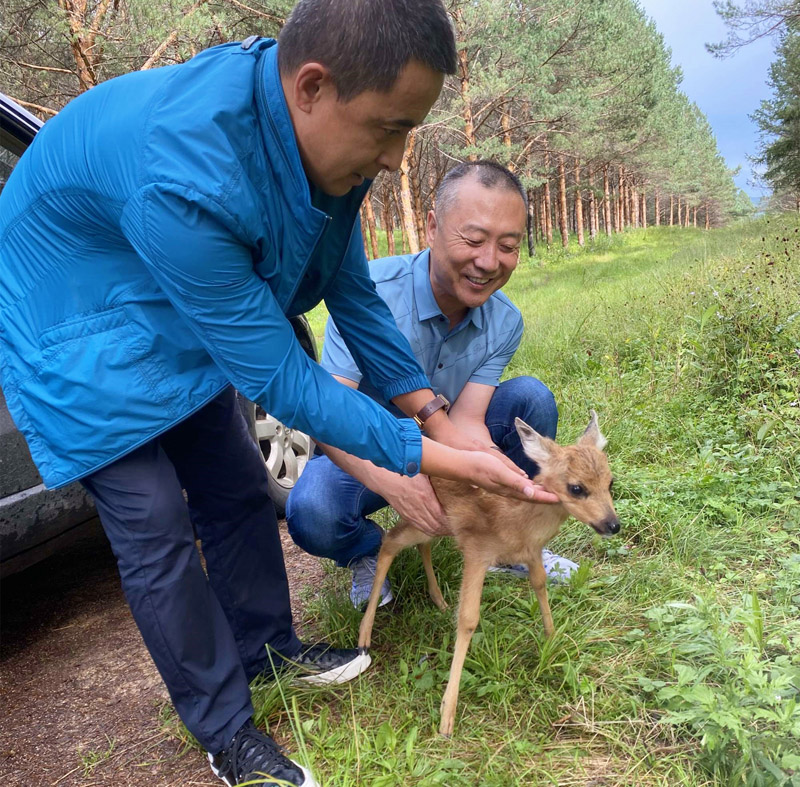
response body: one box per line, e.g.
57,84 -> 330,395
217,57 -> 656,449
208,753 -> 320,787
350,587 -> 394,610
296,650 -> 372,687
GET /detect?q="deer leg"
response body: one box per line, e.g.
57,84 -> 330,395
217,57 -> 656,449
439,554 -> 488,737
418,542 -> 447,610
358,523 -> 432,650
529,552 -> 554,638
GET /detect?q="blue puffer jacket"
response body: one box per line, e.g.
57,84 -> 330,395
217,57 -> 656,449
0,39 -> 428,489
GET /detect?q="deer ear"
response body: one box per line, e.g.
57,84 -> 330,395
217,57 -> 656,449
515,417 -> 552,464
580,409 -> 607,450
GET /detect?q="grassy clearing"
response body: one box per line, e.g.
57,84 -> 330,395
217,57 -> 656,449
176,220 -> 800,785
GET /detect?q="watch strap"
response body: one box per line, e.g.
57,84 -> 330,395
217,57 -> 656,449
413,394 -> 450,428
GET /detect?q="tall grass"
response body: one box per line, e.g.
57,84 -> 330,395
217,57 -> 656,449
200,220 -> 800,785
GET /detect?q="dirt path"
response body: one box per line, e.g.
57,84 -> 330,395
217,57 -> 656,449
0,520 -> 326,786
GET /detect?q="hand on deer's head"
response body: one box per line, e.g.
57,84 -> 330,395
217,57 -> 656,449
514,411 -> 620,537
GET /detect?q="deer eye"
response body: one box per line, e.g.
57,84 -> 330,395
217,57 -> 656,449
568,483 -> 587,498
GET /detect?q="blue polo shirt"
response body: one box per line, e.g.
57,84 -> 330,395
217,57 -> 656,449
322,250 -> 524,417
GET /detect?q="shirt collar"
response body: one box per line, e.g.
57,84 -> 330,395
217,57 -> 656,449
412,250 -> 484,331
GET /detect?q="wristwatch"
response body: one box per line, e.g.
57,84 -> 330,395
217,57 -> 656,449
413,393 -> 450,428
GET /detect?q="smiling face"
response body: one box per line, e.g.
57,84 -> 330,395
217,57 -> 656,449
283,59 -> 444,196
426,176 -> 526,326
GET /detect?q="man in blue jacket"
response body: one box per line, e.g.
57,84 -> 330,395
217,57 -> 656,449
0,1 -> 554,785
287,161 -> 578,609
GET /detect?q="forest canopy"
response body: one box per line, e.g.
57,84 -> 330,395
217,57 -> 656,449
0,0 -> 749,253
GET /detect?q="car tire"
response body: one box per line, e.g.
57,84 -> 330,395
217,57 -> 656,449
252,405 -> 315,518
238,314 -> 318,518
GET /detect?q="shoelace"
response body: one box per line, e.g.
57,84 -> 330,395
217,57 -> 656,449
219,724 -> 290,783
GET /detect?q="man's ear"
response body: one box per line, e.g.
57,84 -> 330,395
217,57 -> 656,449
426,210 -> 438,248
291,62 -> 336,114
515,417 -> 552,465
579,409 -> 607,451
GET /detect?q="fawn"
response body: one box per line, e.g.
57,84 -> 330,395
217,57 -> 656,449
358,411 -> 620,736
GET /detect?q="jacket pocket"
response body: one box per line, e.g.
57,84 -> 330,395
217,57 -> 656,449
38,307 -> 129,350
33,306 -> 183,442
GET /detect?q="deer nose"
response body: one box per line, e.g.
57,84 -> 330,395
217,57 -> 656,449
601,516 -> 620,535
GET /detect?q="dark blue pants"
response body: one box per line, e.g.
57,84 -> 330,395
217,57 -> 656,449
81,386 -> 302,753
286,376 -> 558,567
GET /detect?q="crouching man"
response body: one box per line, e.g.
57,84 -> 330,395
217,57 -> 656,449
287,161 -> 578,607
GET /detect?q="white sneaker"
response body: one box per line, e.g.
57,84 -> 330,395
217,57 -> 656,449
488,549 -> 578,584
349,554 -> 393,609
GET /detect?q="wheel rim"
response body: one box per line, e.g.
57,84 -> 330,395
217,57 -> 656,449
253,409 -> 314,489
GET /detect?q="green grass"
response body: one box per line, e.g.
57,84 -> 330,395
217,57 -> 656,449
187,220 -> 800,785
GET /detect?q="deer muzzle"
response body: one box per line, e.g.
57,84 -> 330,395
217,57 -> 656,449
593,514 -> 620,537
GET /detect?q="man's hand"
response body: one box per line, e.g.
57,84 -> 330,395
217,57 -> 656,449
420,438 -> 560,504
422,411 -> 527,476
462,451 -> 560,503
519,483 -> 559,504
378,472 -> 450,537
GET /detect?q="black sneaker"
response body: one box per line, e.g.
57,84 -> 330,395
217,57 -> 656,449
290,641 -> 372,686
208,720 -> 317,786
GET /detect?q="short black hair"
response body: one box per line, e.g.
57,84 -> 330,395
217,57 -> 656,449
278,0 -> 457,101
435,160 -> 528,218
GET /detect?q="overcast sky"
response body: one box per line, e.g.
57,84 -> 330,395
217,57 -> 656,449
637,0 -> 777,202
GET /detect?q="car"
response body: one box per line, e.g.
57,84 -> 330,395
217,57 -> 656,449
0,92 -> 316,575
239,319 -> 317,516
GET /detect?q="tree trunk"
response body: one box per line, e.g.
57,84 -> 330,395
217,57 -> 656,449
381,180 -> 396,256
603,165 -> 612,237
501,102 -> 514,170
618,167 -> 626,230
363,195 -> 379,259
704,203 -> 710,230
408,139 -> 426,247
360,207 -> 370,259
398,132 -> 420,253
557,155 -> 569,249
588,168 -> 598,242
526,188 -> 536,258
428,169 -> 437,213
390,181 -> 408,253
693,206 -> 697,227
56,0 -> 120,91
538,189 -> 547,245
454,10 -> 477,159
669,194 -> 674,226
574,161 -> 585,247
655,192 -> 661,226
640,191 -> 647,230
543,154 -> 554,247
676,195 -> 681,228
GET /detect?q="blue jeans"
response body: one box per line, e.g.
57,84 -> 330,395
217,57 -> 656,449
286,376 -> 558,567
81,386 -> 302,754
